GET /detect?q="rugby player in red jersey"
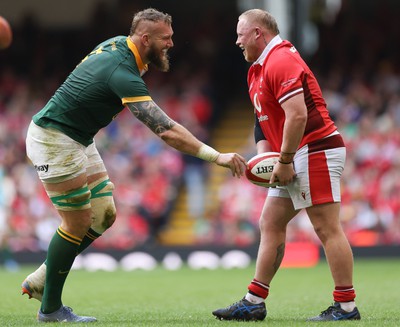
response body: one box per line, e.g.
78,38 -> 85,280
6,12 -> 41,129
212,8 -> 360,322
22,8 -> 246,323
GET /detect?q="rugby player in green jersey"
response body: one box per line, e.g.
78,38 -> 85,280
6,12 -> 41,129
22,8 -> 247,323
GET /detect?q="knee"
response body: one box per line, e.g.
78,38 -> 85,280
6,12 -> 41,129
313,223 -> 342,244
313,224 -> 327,242
100,204 -> 117,230
90,197 -> 117,233
259,215 -> 286,234
89,178 -> 117,233
259,217 -> 267,231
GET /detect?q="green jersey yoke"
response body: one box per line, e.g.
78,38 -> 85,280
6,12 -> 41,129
33,36 -> 151,146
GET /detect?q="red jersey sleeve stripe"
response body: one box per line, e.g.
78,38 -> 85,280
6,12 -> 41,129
278,88 -> 303,104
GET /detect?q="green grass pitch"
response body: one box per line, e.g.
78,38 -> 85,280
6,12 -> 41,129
0,258 -> 399,326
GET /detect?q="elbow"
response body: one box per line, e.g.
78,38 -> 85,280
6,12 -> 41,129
300,114 -> 308,127
295,112 -> 307,128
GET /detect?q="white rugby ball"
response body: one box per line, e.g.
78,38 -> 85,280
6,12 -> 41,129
245,152 -> 280,187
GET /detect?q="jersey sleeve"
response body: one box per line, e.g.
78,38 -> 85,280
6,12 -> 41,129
266,52 -> 305,105
108,64 -> 152,104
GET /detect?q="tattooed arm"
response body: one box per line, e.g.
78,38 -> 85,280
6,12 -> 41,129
126,100 -> 247,177
127,100 -> 204,156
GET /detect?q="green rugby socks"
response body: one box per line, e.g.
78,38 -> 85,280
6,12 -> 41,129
40,227 -> 81,314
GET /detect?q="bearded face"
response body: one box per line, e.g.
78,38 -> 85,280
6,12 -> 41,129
147,42 -> 170,72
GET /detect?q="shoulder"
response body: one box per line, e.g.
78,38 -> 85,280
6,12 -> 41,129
85,36 -> 140,79
96,36 -> 128,50
264,42 -> 306,78
266,41 -> 299,64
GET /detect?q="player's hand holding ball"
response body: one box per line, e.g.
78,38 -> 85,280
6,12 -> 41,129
245,152 -> 280,187
0,16 -> 12,50
246,151 -> 297,187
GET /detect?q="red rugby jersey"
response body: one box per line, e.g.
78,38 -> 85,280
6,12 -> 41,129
248,36 -> 337,152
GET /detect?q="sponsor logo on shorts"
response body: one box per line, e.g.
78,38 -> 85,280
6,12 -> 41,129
35,164 -> 49,173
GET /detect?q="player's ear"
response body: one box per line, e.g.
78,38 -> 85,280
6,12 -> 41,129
141,33 -> 150,46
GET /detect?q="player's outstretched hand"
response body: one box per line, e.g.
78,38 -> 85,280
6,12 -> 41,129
215,153 -> 247,178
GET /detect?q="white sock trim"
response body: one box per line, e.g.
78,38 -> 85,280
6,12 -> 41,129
339,301 -> 356,312
245,292 -> 264,304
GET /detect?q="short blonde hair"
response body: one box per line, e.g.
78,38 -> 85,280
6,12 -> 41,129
130,8 -> 172,35
239,9 -> 280,35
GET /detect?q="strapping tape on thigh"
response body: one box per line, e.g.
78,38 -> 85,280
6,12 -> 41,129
49,184 -> 91,211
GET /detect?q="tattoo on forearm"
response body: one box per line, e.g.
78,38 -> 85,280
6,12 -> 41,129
128,101 -> 176,134
273,243 -> 285,273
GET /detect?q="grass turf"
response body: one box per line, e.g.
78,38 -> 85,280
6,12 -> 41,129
0,258 -> 399,326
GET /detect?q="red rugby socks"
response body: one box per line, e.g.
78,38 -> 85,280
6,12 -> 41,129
333,285 -> 357,312
245,278 -> 270,304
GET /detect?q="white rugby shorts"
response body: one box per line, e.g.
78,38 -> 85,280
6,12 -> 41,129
268,133 -> 346,210
26,121 -> 106,183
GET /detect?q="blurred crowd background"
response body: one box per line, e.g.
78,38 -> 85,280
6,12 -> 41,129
0,0 -> 399,261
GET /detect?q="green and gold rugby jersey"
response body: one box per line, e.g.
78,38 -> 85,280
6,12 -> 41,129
33,36 -> 151,146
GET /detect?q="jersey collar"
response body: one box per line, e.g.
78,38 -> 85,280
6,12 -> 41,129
126,37 -> 149,76
253,35 -> 283,66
